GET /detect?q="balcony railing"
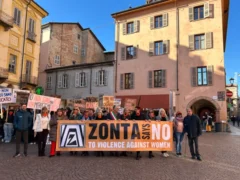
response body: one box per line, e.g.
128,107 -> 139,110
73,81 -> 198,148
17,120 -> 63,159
22,74 -> 38,85
0,67 -> 9,79
27,31 -> 37,42
0,10 -> 14,30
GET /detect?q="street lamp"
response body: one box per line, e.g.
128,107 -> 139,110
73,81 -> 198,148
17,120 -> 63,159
230,78 -> 234,86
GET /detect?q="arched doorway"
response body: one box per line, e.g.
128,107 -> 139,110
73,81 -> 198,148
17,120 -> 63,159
187,96 -> 220,122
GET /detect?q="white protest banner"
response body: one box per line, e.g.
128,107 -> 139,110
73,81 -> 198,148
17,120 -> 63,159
114,98 -> 121,107
0,88 -> 16,104
13,89 -> 30,104
27,93 -> 61,111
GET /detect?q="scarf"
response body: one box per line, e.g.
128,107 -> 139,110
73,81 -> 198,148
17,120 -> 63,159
110,112 -> 117,120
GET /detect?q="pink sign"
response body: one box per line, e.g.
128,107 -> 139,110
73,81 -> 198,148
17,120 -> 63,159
85,102 -> 98,110
27,93 -> 61,112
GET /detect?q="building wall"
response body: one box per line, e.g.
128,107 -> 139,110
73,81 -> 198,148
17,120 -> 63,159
45,65 -> 115,100
0,0 -> 47,90
113,0 -> 227,120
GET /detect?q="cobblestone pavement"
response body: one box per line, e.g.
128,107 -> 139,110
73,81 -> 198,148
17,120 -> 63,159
0,131 -> 240,180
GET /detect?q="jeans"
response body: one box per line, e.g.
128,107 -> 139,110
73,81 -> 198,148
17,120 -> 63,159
203,121 -> 207,130
16,130 -> 28,154
4,123 -> 13,142
175,132 -> 184,153
188,136 -> 200,157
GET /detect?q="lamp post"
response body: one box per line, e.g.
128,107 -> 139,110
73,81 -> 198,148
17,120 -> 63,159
230,77 -> 234,86
19,0 -> 33,89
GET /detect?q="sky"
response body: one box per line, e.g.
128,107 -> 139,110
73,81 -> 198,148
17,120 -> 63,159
35,0 -> 239,85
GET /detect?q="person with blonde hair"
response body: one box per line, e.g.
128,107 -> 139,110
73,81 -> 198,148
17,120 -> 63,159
33,107 -> 51,157
156,108 -> 169,157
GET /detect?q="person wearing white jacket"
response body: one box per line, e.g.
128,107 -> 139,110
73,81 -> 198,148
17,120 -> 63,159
33,107 -> 50,157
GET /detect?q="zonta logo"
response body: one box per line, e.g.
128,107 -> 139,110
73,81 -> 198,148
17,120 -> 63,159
60,125 -> 85,148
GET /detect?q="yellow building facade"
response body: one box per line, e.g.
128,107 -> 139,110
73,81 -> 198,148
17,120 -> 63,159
0,0 -> 48,91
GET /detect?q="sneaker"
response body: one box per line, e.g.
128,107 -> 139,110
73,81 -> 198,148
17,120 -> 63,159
165,153 -> 169,157
163,153 -> 168,157
13,153 -> 21,158
191,156 -> 196,159
197,157 -> 202,161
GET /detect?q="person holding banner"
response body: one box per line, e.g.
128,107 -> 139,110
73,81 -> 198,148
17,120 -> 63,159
156,108 -> 170,158
95,111 -> 105,157
147,110 -> 157,159
131,107 -> 146,160
0,108 -> 7,141
3,109 -> 15,143
49,108 -> 68,158
13,104 -> 32,158
174,112 -> 184,157
69,107 -> 82,156
33,107 -> 51,157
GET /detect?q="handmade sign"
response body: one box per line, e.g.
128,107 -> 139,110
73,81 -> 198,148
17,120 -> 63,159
0,88 -> 16,104
114,98 -> 121,106
56,121 -> 173,151
103,96 -> 114,108
27,93 -> 61,111
85,102 -> 98,110
124,98 -> 137,111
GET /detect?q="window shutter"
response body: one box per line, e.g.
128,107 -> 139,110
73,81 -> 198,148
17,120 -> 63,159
150,17 -> 154,29
163,13 -> 168,27
206,32 -> 213,49
75,72 -> 79,87
85,72 -> 88,87
163,40 -> 169,54
189,7 -> 193,21
17,10 -> 21,26
58,75 -> 62,88
162,70 -> 166,88
204,2 -> 210,18
104,71 -> 108,86
149,42 -> 154,56
65,75 -> 68,88
148,71 -> 153,88
32,20 -> 35,32
29,19 -> 32,31
189,35 -> 194,51
14,8 -> 17,24
95,71 -> 99,86
209,4 -> 214,18
207,66 -> 213,86
130,73 -> 135,89
134,20 -> 140,33
120,74 -> 124,90
133,46 -> 137,59
123,23 -> 126,35
121,47 -> 126,60
191,68 -> 197,87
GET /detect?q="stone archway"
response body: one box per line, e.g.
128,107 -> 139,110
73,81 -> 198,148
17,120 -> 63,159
187,96 -> 221,122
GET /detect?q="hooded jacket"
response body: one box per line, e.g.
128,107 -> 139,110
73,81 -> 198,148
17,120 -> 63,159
14,110 -> 32,131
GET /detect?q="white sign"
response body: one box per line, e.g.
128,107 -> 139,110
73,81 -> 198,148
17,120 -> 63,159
114,98 -> 121,106
212,96 -> 218,100
0,88 -> 16,104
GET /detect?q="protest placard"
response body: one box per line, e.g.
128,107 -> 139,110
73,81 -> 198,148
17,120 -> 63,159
103,96 -> 114,108
124,98 -> 137,110
74,99 -> 86,109
27,93 -> 61,111
0,88 -> 16,104
85,102 -> 98,110
114,98 -> 121,107
56,121 -> 173,152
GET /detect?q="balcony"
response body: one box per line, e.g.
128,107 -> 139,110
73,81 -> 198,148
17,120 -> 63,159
27,31 -> 37,42
22,74 -> 38,86
0,10 -> 13,30
0,67 -> 8,79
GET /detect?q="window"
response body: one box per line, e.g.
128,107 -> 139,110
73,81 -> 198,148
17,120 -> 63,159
26,61 -> 32,77
154,41 -> 163,55
47,76 -> 52,89
126,46 -> 135,59
62,74 -> 68,88
81,49 -> 85,57
124,73 -> 131,89
77,34 -> 81,40
154,16 -> 163,28
9,54 -> 17,73
99,70 -> 106,86
54,55 -> 60,65
194,6 -> 204,20
73,45 -> 78,54
197,67 -> 208,86
194,34 -> 205,50
79,72 -> 86,87
154,70 -> 163,87
127,22 -> 134,34
28,18 -> 35,33
13,8 -> 21,26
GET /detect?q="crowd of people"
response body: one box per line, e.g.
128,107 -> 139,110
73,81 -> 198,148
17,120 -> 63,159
0,104 -> 202,161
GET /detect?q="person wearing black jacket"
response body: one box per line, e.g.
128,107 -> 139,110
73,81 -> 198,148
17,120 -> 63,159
95,111 -> 104,157
131,107 -> 146,160
184,108 -> 202,161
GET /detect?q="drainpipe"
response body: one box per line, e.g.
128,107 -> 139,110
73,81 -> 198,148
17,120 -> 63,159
176,0 -> 179,91
20,0 -> 32,89
54,71 -> 57,95
114,21 -> 120,93
90,67 -> 92,94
